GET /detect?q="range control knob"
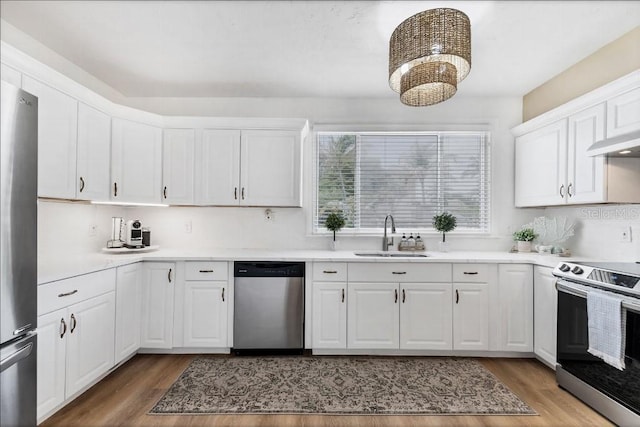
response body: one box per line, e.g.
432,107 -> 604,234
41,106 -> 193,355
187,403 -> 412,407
571,266 -> 584,275
559,264 -> 571,272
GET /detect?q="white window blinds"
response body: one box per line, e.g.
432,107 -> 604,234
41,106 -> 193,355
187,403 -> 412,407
315,131 -> 490,232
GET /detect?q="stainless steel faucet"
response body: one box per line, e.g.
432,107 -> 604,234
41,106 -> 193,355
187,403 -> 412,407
382,214 -> 396,251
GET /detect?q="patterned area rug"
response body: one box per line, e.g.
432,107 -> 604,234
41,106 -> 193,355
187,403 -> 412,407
150,356 -> 536,415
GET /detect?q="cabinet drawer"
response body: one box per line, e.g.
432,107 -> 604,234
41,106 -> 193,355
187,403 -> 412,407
313,263 -> 347,282
452,264 -> 492,282
38,268 -> 116,316
348,263 -> 451,283
185,261 -> 228,281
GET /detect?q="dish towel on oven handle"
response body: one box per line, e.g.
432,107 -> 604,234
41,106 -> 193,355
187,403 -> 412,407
587,290 -> 627,370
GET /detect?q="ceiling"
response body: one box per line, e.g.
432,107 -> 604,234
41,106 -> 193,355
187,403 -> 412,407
1,1 -> 638,99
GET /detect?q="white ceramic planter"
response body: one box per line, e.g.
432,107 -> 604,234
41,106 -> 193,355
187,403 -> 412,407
517,241 -> 532,252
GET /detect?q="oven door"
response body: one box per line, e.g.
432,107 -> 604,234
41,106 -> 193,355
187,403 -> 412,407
556,279 -> 640,416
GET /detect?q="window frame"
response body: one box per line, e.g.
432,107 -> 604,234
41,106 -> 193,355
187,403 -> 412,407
312,128 -> 492,236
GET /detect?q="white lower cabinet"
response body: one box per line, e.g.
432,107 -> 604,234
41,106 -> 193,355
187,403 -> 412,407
452,283 -> 489,350
114,263 -> 142,364
347,282 -> 399,349
534,266 -> 558,368
183,281 -> 228,347
140,262 -> 175,349
497,264 -> 534,352
400,283 -> 453,350
312,282 -> 347,349
36,269 -> 116,422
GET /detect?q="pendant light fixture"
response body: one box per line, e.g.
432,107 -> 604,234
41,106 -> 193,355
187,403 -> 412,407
389,8 -> 471,106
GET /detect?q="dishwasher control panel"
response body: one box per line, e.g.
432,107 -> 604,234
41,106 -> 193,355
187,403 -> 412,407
234,262 -> 305,277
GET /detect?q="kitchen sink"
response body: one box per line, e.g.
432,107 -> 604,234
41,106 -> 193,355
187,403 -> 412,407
354,251 -> 429,258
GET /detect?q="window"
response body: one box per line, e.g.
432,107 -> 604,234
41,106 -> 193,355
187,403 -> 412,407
315,131 -> 490,233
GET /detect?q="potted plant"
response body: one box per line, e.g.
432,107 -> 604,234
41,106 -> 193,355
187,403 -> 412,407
325,211 -> 345,251
433,212 -> 457,252
513,228 -> 537,252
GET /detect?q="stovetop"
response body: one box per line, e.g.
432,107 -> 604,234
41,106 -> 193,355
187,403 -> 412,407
553,261 -> 640,298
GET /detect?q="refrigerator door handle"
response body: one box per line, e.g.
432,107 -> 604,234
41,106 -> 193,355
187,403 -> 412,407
0,342 -> 33,373
12,324 -> 32,336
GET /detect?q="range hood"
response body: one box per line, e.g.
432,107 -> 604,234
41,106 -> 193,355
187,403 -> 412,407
587,130 -> 640,157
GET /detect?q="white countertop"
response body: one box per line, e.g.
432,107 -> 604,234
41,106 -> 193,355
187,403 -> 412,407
38,248 -> 576,285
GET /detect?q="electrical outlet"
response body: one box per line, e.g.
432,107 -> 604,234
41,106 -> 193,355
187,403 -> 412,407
620,226 -> 632,243
184,220 -> 192,234
89,224 -> 98,236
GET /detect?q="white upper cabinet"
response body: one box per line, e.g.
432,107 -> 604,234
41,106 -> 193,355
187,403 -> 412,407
195,129 -> 241,205
1,62 -> 21,87
195,129 -> 302,207
22,76 -> 78,199
567,103 -> 605,204
76,103 -> 111,201
606,87 -> 640,138
240,130 -> 302,207
111,118 -> 162,203
162,129 -> 195,205
515,120 -> 567,207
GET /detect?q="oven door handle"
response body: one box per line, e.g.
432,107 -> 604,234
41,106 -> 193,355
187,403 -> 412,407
556,279 -> 640,314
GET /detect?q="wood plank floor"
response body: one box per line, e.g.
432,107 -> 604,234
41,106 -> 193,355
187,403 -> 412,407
41,354 -> 613,427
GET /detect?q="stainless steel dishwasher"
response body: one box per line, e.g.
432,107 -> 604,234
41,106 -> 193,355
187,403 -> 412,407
233,262 -> 304,353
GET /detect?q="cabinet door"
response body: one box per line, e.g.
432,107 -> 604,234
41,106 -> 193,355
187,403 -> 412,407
183,281 -> 228,347
111,118 -> 162,203
312,282 -> 347,349
140,262 -> 175,348
36,309 -> 67,420
607,87 -> 640,138
76,103 -> 111,201
567,104 -> 606,204
534,266 -> 557,368
452,283 -> 489,350
114,263 -> 141,364
240,130 -> 302,207
22,76 -> 78,199
347,283 -> 399,349
195,130 -> 240,205
162,129 -> 195,205
65,292 -> 115,398
497,265 -> 533,352
400,283 -> 453,350
515,120 -> 568,207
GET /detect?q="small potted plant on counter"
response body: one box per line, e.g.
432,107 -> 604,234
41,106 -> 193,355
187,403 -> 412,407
433,212 -> 457,252
513,228 -> 537,252
325,211 -> 345,251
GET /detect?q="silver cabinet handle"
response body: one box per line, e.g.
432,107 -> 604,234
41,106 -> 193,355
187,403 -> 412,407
456,289 -> 459,304
341,288 -> 345,303
402,289 -> 406,303
163,186 -> 167,199
559,184 -> 565,198
114,182 -> 118,197
568,183 -> 573,197
392,271 -> 407,275
323,270 -> 338,274
394,289 -> 398,303
79,177 -> 85,192
463,272 -> 478,275
221,288 -> 225,302
168,268 -> 172,283
60,318 -> 67,338
199,269 -> 214,273
0,342 -> 33,373
58,290 -> 78,298
70,314 -> 77,333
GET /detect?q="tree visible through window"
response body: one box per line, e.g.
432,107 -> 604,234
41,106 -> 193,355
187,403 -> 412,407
315,132 -> 490,233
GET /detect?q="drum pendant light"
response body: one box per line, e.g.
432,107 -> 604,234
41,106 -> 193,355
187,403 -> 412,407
389,8 -> 471,106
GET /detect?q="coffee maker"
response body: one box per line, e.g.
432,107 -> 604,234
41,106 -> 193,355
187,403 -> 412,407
124,219 -> 143,248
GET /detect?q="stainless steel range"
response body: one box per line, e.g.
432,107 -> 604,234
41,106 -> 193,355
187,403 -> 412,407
553,261 -> 640,426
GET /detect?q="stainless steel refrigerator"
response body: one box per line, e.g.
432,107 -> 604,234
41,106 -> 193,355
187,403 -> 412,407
1,80 -> 38,427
